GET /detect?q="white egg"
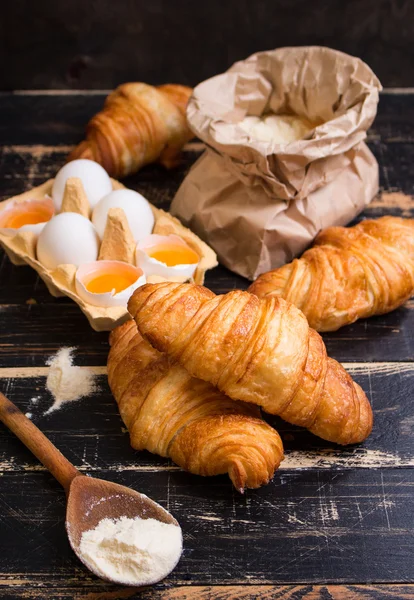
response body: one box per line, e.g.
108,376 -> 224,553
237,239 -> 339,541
136,234 -> 200,280
52,159 -> 112,212
92,189 -> 155,241
75,261 -> 146,308
37,213 -> 99,270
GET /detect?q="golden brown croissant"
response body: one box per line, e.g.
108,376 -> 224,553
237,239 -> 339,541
108,320 -> 283,492
68,82 -> 193,178
128,282 -> 373,445
248,216 -> 414,332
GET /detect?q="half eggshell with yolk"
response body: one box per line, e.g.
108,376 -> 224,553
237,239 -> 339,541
136,234 -> 200,279
0,197 -> 54,236
75,261 -> 146,308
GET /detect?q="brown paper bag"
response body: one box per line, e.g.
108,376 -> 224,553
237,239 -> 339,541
171,46 -> 382,280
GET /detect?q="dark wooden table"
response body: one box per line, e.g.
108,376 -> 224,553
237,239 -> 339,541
0,91 -> 413,600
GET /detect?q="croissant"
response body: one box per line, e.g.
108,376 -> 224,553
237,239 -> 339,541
107,320 -> 284,492
68,82 -> 193,178
128,282 -> 373,445
248,216 -> 414,332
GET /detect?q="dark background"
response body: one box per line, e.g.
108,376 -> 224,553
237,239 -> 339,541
2,0 -> 414,90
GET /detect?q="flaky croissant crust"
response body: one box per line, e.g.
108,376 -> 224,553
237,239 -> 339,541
128,283 -> 373,445
108,320 -> 284,491
68,82 -> 193,178
248,216 -> 414,332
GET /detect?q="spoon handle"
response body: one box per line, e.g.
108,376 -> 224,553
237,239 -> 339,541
0,391 -> 81,492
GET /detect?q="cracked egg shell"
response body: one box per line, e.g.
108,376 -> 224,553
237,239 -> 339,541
75,261 -> 146,308
136,234 -> 200,279
0,197 -> 54,236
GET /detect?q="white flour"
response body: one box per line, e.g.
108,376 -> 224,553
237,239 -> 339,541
239,114 -> 313,144
45,347 -> 97,414
79,515 -> 182,585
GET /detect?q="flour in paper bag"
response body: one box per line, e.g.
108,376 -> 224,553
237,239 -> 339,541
239,114 -> 314,143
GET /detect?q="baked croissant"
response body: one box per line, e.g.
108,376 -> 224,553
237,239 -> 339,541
68,83 -> 193,178
248,216 -> 414,332
128,282 -> 373,445
108,320 -> 284,492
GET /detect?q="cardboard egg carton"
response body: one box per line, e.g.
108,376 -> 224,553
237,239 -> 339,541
0,178 -> 218,331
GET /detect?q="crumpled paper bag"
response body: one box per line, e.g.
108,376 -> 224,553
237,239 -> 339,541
171,46 -> 382,280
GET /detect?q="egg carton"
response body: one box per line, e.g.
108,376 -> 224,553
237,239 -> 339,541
0,178 -> 218,331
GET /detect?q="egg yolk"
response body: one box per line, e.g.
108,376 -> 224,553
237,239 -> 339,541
5,208 -> 52,228
148,246 -> 199,266
86,273 -> 137,294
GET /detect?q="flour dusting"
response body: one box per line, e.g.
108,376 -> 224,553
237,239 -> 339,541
44,347 -> 97,414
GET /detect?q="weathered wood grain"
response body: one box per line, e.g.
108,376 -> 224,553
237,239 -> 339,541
0,364 -> 412,473
1,584 -> 414,600
0,469 -> 412,585
121,584 -> 414,600
0,300 -> 413,365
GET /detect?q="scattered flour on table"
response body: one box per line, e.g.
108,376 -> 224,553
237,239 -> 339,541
25,412 -> 32,419
44,347 -> 97,414
79,515 -> 182,585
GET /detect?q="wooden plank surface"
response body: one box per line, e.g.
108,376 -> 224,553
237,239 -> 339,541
0,366 -> 412,473
0,92 -> 413,598
1,584 -> 414,600
0,469 -> 413,584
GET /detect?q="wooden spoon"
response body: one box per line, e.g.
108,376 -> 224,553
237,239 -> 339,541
0,391 -> 182,586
